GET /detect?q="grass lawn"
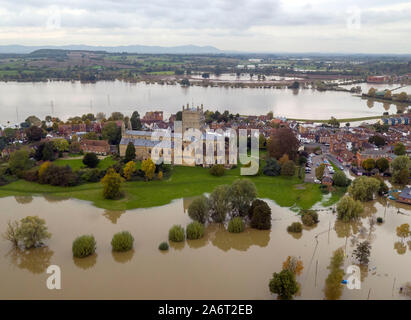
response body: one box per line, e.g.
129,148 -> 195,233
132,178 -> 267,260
54,156 -> 117,171
321,187 -> 347,207
0,164 -> 326,211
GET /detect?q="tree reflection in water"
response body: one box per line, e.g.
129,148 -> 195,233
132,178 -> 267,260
334,220 -> 362,238
112,249 -> 134,263
5,246 -> 54,274
103,210 -> 125,224
209,224 -> 270,252
73,254 -> 97,270
169,241 -> 185,251
14,196 -> 33,204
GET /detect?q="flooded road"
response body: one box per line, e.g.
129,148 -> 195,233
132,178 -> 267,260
0,196 -> 410,299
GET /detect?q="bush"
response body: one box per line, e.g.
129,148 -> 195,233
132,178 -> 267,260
337,195 -> 364,221
39,164 -> 78,186
186,221 -> 205,240
281,160 -> 296,176
333,171 -> 349,187
228,217 -> 245,233
168,225 -> 185,242
269,269 -> 299,300
72,235 -> 96,258
287,222 -> 302,233
210,164 -> 225,176
111,231 -> 134,252
188,195 -> 209,224
101,168 -> 124,199
250,200 -> 272,230
80,168 -> 105,183
377,217 -> 384,224
83,152 -> 100,168
158,242 -> 169,251
301,210 -> 319,226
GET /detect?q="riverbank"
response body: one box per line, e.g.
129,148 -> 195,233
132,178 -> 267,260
0,165 -> 329,211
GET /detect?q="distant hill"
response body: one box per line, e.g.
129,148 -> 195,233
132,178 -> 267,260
0,44 -> 225,54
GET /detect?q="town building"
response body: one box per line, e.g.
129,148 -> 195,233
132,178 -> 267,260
80,139 -> 110,155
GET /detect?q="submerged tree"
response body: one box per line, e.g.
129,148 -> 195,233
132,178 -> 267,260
352,241 -> 371,265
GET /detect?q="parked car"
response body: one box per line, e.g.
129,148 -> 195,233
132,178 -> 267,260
314,179 -> 321,184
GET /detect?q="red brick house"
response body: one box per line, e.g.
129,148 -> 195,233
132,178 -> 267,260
80,140 -> 110,155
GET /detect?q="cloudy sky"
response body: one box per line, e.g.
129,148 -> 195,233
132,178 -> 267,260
0,0 -> 410,53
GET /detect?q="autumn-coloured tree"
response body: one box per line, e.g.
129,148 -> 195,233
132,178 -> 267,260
282,256 -> 304,276
158,171 -> 163,180
368,87 -> 376,96
315,163 -> 326,180
396,223 -> 410,241
384,90 -> 392,99
362,158 -> 376,171
101,168 -> 124,199
141,158 -> 156,181
123,161 -> 136,181
267,127 -> 299,160
38,161 -> 52,179
278,154 -> 289,165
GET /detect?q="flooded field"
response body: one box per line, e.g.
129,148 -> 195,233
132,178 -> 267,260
0,195 -> 410,300
1,81 -> 410,125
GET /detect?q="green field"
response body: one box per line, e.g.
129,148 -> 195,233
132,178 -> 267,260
0,164 -> 327,211
53,156 -> 117,171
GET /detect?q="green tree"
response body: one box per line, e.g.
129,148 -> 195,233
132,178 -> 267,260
83,152 -> 99,168
327,117 -> 340,128
353,241 -> 371,265
9,149 -> 32,175
25,126 -> 44,142
397,92 -> 408,102
362,158 -> 376,171
324,248 -> 345,300
332,171 -> 349,187
250,200 -> 272,230
53,138 -> 69,153
209,184 -> 231,222
186,221 -> 205,240
391,155 -> 410,172
337,195 -> 364,221
368,135 -> 385,147
125,141 -> 136,162
130,111 -> 142,130
101,168 -> 124,199
376,157 -> 389,172
228,179 -> 257,217
315,163 -> 326,180
188,196 -> 209,224
393,143 -> 406,156
348,176 -> 380,201
102,122 -> 121,145
263,158 -> 281,176
41,141 -> 55,161
392,168 -> 409,185
269,269 -> 299,300
15,216 -> 51,249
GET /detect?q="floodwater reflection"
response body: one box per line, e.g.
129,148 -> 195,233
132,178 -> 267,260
112,249 -> 134,263
73,254 -> 97,270
394,242 -> 407,255
5,246 -> 54,274
14,196 -> 33,204
103,210 -> 126,224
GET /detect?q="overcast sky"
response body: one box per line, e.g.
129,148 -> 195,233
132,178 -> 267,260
0,0 -> 410,53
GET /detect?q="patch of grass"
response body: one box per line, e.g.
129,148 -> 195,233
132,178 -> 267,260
322,187 -> 347,207
54,156 -> 116,171
0,161 -> 323,211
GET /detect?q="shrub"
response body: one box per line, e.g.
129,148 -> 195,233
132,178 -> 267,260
158,242 -> 169,251
376,217 -> 384,224
337,195 -> 364,221
111,231 -> 134,252
188,195 -> 209,224
101,168 -> 124,199
301,210 -> 319,226
24,168 -> 39,182
333,171 -> 349,187
281,160 -> 296,176
263,158 -> 281,176
186,221 -> 205,240
83,152 -> 99,168
39,164 -> 78,186
168,225 -> 185,242
287,222 -> 302,233
228,179 -> 257,217
269,269 -> 299,300
80,168 -> 104,183
72,235 -> 96,258
210,164 -> 225,176
250,200 -> 272,230
228,217 -> 245,233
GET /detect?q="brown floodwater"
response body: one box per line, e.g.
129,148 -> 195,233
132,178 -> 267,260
0,196 -> 410,300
